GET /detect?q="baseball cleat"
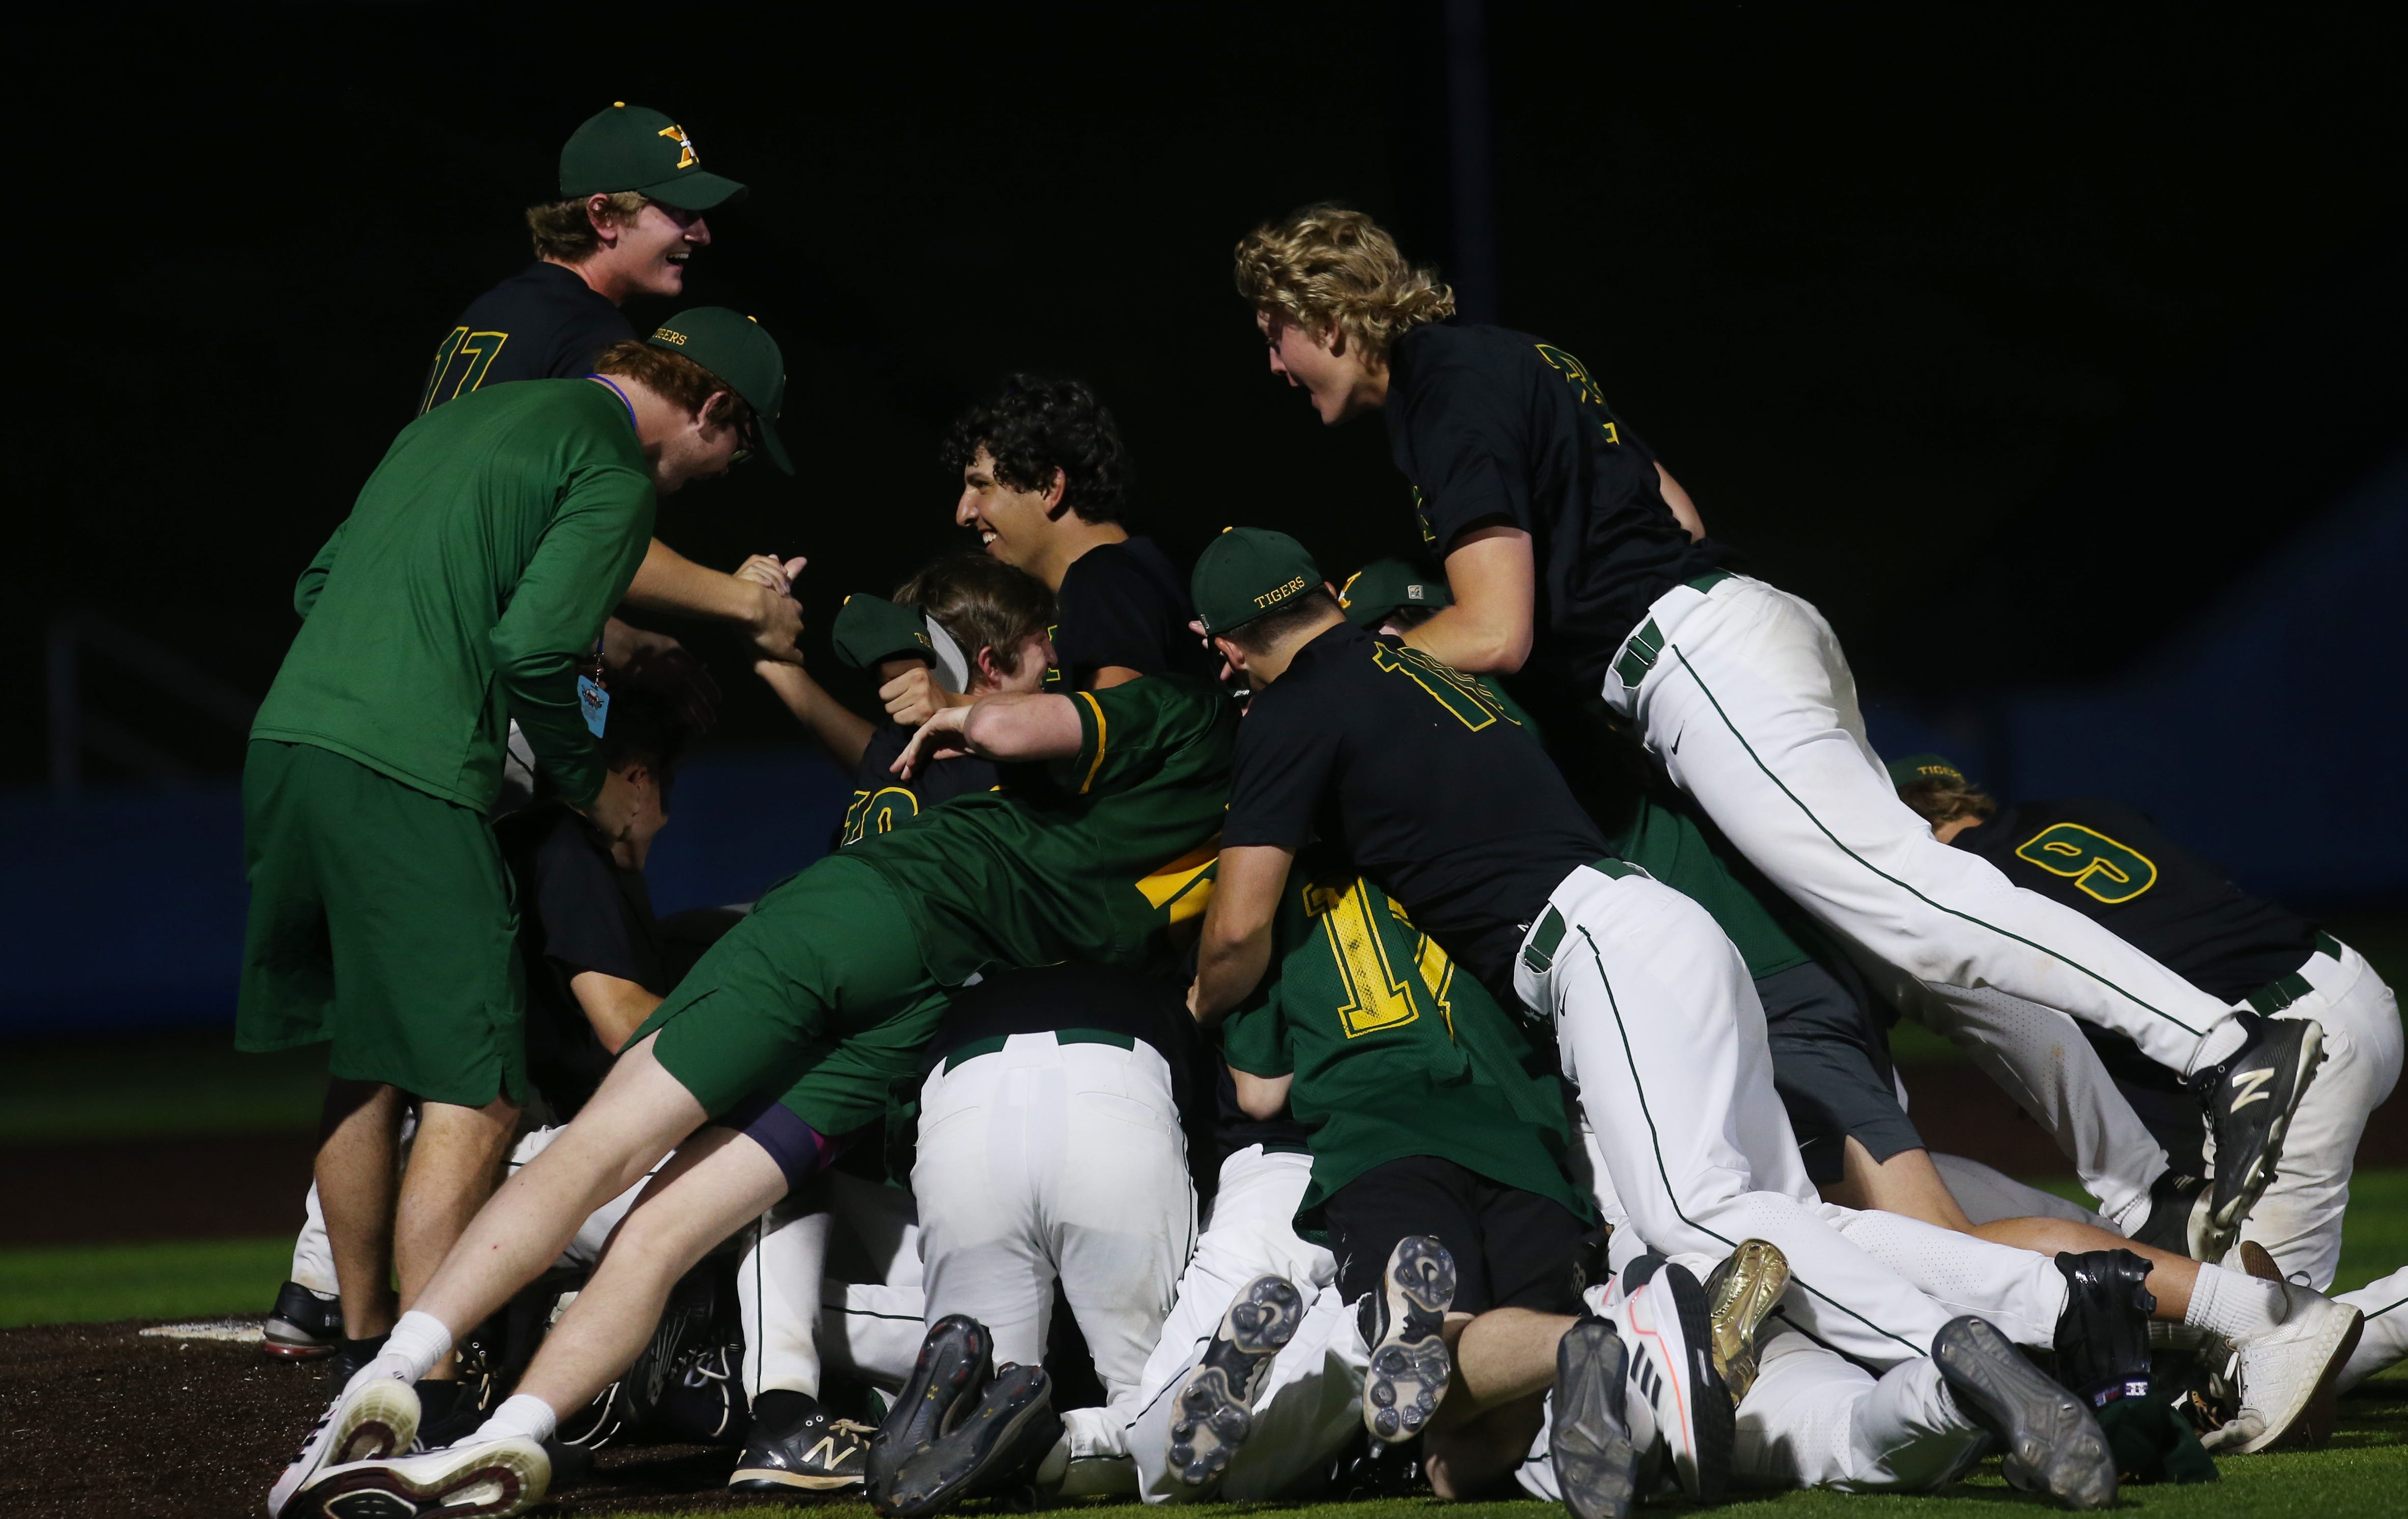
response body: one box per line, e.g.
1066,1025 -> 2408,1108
2194,1015 -> 2323,1242
1168,1274 -> 1306,1486
1611,1253 -> 1731,1505
1551,1316 -> 1637,1519
867,1314 -> 993,1507
872,1362 -> 1062,1517
264,1281 -> 344,1360
268,1373 -> 420,1518
1702,1239 -> 1788,1405
293,1434 -> 549,1519
2129,1169 -> 2220,1262
1360,1235 -> 1455,1443
2205,1284 -> 2363,1453
730,1390 -> 874,1493
2050,1249 -> 2157,1407
1933,1315 -> 2115,1511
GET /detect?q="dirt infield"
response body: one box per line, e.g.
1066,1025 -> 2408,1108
0,1320 -> 815,1519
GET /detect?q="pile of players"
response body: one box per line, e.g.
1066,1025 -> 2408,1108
238,104 -> 2406,1519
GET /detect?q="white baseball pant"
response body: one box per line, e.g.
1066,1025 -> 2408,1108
1930,1153 -> 2107,1229
735,1167 -> 922,1401
1604,574 -> 2241,1076
2337,1263 -> 2408,1394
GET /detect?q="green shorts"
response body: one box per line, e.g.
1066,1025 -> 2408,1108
637,854 -> 948,1136
237,739 -> 525,1108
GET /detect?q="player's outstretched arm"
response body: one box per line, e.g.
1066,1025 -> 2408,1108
892,692 -> 1083,777
1403,523 -> 1536,674
624,539 -> 808,665
1190,844 -> 1295,1026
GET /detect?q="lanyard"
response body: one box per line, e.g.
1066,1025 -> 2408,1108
588,374 -> 639,432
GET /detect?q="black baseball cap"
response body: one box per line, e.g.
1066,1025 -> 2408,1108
560,103 -> 748,210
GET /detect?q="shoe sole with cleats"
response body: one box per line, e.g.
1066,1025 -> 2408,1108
1934,1315 -> 2115,1511
1363,1237 -> 1455,1444
1552,1319 -> 1637,1519
1170,1275 -> 1305,1486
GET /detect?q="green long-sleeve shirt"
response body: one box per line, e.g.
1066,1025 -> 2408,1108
253,380 -> 655,811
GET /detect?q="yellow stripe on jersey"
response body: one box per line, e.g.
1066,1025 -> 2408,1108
1138,838 -> 1220,923
1075,690 -> 1109,794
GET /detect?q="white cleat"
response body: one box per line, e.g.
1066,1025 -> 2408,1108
294,1434 -> 551,1518
1603,1253 -> 1731,1505
267,1374 -> 420,1517
2206,1284 -> 2364,1453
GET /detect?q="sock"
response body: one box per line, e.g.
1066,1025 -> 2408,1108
474,1393 -> 559,1447
751,1388 -> 817,1436
347,1310 -> 451,1391
2183,1264 -> 2285,1342
2192,1020 -> 2247,1074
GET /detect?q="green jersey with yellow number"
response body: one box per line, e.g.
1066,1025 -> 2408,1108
1221,856 -> 1591,1225
850,675 -> 1233,985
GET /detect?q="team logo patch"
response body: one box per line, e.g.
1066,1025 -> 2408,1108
653,326 -> 687,346
657,123 -> 700,169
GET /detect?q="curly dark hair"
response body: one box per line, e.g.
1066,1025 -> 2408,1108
939,374 -> 1132,525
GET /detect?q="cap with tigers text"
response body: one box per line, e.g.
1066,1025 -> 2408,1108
646,307 -> 792,474
1191,527 -> 1323,636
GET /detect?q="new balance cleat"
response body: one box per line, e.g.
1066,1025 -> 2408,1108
2194,1015 -> 2323,1243
294,1434 -> 549,1519
731,1389 -> 874,1493
264,1281 -> 343,1360
2205,1283 -> 2362,1453
1611,1253 -> 1731,1505
1551,1316 -> 1637,1519
868,1315 -> 994,1507
267,1374 -> 420,1518
1169,1274 -> 1305,1486
1934,1315 -> 2115,1510
1361,1235 -> 1455,1443
1702,1239 -> 1788,1404
2129,1169 -> 2221,1261
873,1362 -> 1061,1517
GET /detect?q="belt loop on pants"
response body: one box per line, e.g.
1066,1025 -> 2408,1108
2244,933 -> 2345,1017
939,1026 -> 1137,1074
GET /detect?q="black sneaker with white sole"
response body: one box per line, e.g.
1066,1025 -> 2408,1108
1361,1236 -> 1456,1444
731,1389 -> 875,1494
295,1433 -> 550,1519
1551,1316 -> 1637,1519
265,1282 -> 343,1360
2192,1014 -> 2324,1242
1168,1273 -> 1306,1487
2129,1170 -> 2219,1261
1934,1314 -> 2116,1511
873,1362 -> 1062,1518
868,1315 -> 994,1508
267,1375 -> 421,1518
1612,1252 -> 1731,1505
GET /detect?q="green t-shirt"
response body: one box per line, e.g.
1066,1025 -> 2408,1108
1610,788 -> 1832,981
1221,857 -> 1591,1227
851,675 -> 1236,985
252,380 -> 654,811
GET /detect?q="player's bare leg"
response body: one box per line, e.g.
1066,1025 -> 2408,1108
1424,1308 -> 1568,1500
1824,1140 -> 1981,1232
316,1078 -> 403,1340
395,1091 -> 520,1377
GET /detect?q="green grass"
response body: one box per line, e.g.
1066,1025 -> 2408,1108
0,1236 -> 296,1327
0,1030 -> 325,1142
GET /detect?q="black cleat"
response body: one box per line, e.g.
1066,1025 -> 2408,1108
1552,1316 -> 1637,1519
868,1315 -> 994,1508
2192,1014 -> 2323,1243
617,1263 -> 718,1437
1168,1274 -> 1306,1487
1935,1315 -> 2116,1510
327,1335 -> 390,1385
731,1389 -> 875,1494
2129,1170 -> 2219,1261
873,1362 -> 1062,1517
410,1378 -> 488,1453
2052,1249 -> 2157,1408
265,1281 -> 343,1360
651,1339 -> 749,1446
1361,1236 -> 1455,1444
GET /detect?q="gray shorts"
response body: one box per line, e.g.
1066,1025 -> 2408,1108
1757,959 -> 1924,1184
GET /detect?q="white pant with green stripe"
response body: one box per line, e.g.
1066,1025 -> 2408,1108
1603,574 -> 2241,1076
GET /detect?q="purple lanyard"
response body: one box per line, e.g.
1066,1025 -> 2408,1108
588,374 -> 638,432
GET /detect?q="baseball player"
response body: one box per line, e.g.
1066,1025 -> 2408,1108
242,308 -> 788,1432
1231,205 -> 2323,1260
1181,529 -> 2118,1508
268,669 -> 1236,1518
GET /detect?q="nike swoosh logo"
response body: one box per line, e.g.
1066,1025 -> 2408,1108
2229,1065 -> 2276,1110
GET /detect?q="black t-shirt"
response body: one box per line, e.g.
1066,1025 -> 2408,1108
842,724 -> 1005,845
419,263 -> 636,414
495,803 -> 669,1120
1050,536 -> 1219,691
1222,620 -> 1610,1003
1386,322 -> 1736,698
1951,798 -> 2318,1004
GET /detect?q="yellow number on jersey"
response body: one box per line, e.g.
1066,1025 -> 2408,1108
1306,879 -> 1419,1038
2015,823 -> 2159,904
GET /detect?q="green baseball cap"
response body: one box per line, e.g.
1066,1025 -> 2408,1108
1191,527 -> 1323,636
831,594 -> 933,670
647,307 -> 792,474
1338,558 -> 1453,627
560,102 -> 748,210
1885,753 -> 1969,789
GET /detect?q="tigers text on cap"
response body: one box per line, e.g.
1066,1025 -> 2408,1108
646,307 -> 793,474
1338,558 -> 1453,628
1191,527 -> 1323,636
560,103 -> 748,210
830,594 -> 932,671
1885,753 -> 1968,789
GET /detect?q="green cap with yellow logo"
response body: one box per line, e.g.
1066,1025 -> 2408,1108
831,594 -> 934,670
1884,753 -> 1968,789
1338,558 -> 1453,628
647,307 -> 792,474
1191,527 -> 1323,636
561,103 -> 748,210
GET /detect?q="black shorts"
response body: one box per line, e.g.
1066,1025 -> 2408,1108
1757,959 -> 1925,1184
1323,1155 -> 1585,1316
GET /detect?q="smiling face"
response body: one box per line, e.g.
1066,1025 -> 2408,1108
973,630 -> 1057,696
614,200 -> 710,298
954,447 -> 1065,571
1258,310 -> 1385,424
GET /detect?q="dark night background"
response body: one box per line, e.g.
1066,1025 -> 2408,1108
7,5 -> 2405,1021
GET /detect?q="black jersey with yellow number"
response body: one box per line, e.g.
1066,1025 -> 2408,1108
841,724 -> 1003,846
1222,620 -> 1609,1005
1952,799 -> 2317,1003
1385,322 -> 1736,696
420,263 -> 635,415
1049,536 -> 1220,691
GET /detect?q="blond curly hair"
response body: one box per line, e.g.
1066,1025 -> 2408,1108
1232,204 -> 1456,364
